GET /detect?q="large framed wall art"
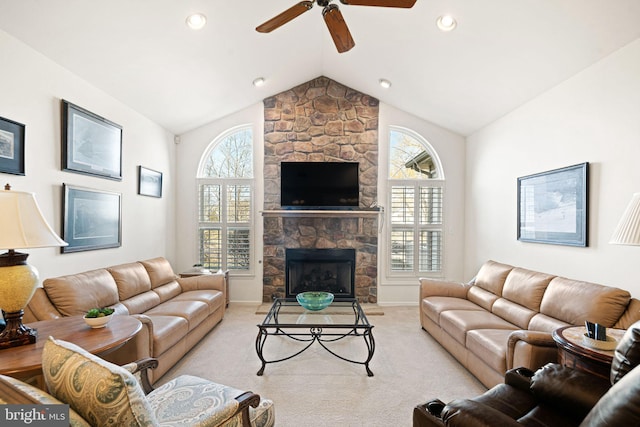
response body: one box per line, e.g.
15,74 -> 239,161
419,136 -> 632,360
62,184 -> 122,253
517,162 -> 589,247
0,116 -> 25,176
62,100 -> 122,180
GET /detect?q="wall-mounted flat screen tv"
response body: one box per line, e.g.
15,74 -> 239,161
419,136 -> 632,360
281,161 -> 359,209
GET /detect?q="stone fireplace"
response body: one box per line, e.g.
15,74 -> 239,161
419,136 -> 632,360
262,76 -> 380,303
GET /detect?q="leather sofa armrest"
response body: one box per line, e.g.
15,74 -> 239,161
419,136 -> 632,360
25,287 -> 63,322
419,278 -> 471,300
530,363 -> 611,420
506,330 -> 557,370
441,399 -> 522,427
131,314 -> 154,355
177,273 -> 225,293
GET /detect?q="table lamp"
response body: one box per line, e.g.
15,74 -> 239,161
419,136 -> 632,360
610,193 -> 640,245
0,184 -> 68,349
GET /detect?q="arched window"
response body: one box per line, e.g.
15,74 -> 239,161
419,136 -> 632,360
388,126 -> 444,274
197,125 -> 254,272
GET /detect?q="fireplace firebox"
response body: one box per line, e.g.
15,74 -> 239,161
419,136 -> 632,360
285,248 -> 356,299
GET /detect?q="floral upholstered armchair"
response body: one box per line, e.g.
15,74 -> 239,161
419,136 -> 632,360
0,337 -> 275,427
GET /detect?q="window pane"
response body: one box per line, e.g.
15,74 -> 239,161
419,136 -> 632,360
419,230 -> 442,272
199,228 -> 221,270
391,229 -> 414,271
420,187 -> 443,225
389,129 -> 438,179
391,186 -> 415,225
227,184 -> 251,223
228,228 -> 250,270
202,128 -> 253,178
199,184 -> 221,222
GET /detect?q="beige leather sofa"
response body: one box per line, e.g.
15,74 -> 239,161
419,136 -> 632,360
25,257 -> 227,383
419,260 -> 640,388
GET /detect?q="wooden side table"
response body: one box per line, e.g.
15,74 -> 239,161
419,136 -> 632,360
552,325 -> 625,380
0,315 -> 142,388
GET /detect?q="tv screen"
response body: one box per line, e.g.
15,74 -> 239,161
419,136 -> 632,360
281,162 -> 359,208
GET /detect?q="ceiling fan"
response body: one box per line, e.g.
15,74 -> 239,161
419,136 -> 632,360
256,0 -> 417,53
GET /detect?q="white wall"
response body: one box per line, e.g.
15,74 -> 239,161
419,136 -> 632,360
175,103 -> 264,303
465,38 -> 640,298
0,30 -> 176,282
377,103 -> 467,304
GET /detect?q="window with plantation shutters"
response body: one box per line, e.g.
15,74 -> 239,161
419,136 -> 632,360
197,126 -> 253,273
388,127 -> 444,275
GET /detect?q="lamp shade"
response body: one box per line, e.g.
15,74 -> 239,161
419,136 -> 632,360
610,193 -> 640,246
0,190 -> 67,249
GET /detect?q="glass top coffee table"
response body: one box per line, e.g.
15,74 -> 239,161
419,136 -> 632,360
256,298 -> 375,376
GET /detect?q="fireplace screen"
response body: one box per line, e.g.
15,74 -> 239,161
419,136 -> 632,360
285,248 -> 355,298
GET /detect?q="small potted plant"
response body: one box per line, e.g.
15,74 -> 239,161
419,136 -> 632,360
83,307 -> 115,328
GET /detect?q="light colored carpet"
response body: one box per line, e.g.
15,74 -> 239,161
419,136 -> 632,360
159,303 -> 487,427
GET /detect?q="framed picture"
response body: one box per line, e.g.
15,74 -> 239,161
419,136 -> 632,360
62,100 -> 122,180
517,162 -> 588,247
0,116 -> 25,176
138,166 -> 163,198
62,184 -> 122,253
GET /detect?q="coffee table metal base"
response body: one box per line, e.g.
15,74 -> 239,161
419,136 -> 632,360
255,299 -> 375,376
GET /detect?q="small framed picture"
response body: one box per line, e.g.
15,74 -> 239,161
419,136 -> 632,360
62,184 -> 122,253
62,100 -> 122,180
0,116 -> 25,176
517,162 -> 588,247
138,166 -> 163,198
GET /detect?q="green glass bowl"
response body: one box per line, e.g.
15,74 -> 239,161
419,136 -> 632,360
296,292 -> 334,311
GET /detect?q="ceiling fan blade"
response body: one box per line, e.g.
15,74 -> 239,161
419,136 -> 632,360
256,1 -> 314,33
339,0 -> 416,8
323,5 -> 355,53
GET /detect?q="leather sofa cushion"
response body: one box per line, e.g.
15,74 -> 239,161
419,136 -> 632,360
502,268 -> 554,311
120,290 -> 161,314
540,277 -> 630,327
531,363 -> 610,421
467,286 -> 499,311
492,298 -> 537,330
581,365 -> 640,427
614,298 -> 640,329
466,329 -> 512,373
172,290 -> 224,315
43,269 -> 119,317
528,313 -> 570,333
440,310 -> 517,345
145,300 -> 209,331
146,315 -> 189,355
154,281 -> 183,303
140,257 -> 177,289
108,262 -> 153,301
611,320 -> 640,384
421,297 -> 485,324
474,260 -> 513,296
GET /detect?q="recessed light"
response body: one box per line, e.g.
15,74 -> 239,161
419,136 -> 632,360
436,15 -> 457,32
186,13 -> 207,30
253,77 -> 266,87
379,79 -> 392,89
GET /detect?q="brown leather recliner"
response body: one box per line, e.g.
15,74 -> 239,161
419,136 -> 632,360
414,321 -> 640,427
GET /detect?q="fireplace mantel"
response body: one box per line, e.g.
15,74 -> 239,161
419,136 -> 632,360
261,209 -> 381,219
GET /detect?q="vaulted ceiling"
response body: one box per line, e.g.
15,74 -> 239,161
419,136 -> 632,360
1,1 -> 639,136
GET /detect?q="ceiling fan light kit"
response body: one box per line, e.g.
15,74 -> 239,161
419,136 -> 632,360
256,0 -> 416,53
186,13 -> 207,30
